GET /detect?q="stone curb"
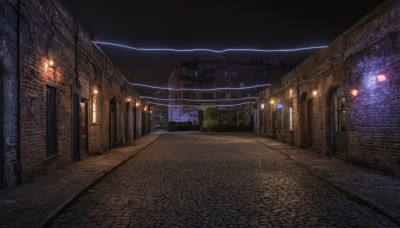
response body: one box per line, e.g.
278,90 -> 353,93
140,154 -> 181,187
256,138 -> 400,226
40,134 -> 163,227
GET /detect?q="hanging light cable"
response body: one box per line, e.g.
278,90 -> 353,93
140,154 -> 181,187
147,101 -> 252,107
94,41 -> 328,53
140,96 -> 257,102
130,82 -> 270,91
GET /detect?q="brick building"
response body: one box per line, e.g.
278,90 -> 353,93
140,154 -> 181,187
255,0 -> 400,175
168,59 -> 292,124
0,0 -> 150,187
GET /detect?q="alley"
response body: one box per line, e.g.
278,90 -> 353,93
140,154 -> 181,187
49,133 -> 396,227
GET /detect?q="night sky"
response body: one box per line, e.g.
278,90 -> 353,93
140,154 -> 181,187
61,0 -> 385,89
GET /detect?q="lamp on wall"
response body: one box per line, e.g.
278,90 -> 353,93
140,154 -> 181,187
261,103 -> 265,110
45,57 -> 56,71
376,73 -> 386,82
289,88 -> 293,97
313,90 -> 318,97
270,99 -> 274,104
136,101 -> 140,107
351,89 -> 359,97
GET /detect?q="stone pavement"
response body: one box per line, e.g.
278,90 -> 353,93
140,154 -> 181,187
1,131 -> 400,227
0,132 -> 162,228
256,136 -> 400,225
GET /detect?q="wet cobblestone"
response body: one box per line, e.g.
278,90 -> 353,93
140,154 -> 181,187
50,133 -> 398,227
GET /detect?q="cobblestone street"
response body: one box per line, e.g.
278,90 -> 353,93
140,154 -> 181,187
49,133 -> 397,227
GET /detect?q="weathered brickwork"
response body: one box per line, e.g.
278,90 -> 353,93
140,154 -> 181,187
256,0 -> 400,175
0,0 -> 150,186
0,0 -> 20,186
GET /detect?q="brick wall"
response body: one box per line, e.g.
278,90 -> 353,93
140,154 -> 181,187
256,0 -> 400,175
0,0 -> 19,186
0,0 -> 146,185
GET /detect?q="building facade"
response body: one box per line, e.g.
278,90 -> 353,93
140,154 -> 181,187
254,0 -> 400,175
168,59 -> 292,124
0,0 -> 151,187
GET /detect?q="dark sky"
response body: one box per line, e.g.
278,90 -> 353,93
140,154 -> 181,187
61,0 -> 385,88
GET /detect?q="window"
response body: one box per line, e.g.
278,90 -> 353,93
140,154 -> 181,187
46,86 -> 57,156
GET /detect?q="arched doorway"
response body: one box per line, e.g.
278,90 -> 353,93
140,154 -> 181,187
109,98 -> 117,149
0,67 -> 3,188
299,93 -> 307,148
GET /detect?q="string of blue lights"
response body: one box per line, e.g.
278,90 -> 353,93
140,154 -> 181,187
131,83 -> 270,91
147,101 -> 253,107
94,41 -> 328,53
140,96 -> 257,102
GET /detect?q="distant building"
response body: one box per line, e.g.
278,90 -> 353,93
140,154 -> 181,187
168,58 -> 293,124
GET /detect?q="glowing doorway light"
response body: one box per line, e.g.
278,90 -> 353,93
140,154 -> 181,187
94,41 -> 328,53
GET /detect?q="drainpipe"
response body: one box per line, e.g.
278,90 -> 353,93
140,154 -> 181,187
16,0 -> 22,185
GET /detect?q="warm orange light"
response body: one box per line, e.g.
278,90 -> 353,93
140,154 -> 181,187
136,102 -> 140,107
49,59 -> 54,67
351,89 -> 359,97
127,98 -> 131,102
376,73 -> 386,82
144,106 -> 148,111
93,89 -> 98,94
289,88 -> 293,97
313,90 -> 318,97
270,100 -> 274,104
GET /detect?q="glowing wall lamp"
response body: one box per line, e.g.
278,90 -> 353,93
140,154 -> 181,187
136,102 -> 140,107
313,90 -> 318,97
351,89 -> 359,97
289,88 -> 293,97
260,103 -> 265,110
144,106 -> 148,111
376,73 -> 386,82
92,88 -> 98,124
270,99 -> 275,105
45,57 -> 56,71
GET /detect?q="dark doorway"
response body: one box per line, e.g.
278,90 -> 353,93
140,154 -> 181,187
307,98 -> 314,148
72,94 -> 80,161
80,99 -> 88,155
335,97 -> 348,158
0,69 -> 3,188
46,86 -> 57,156
142,109 -> 146,136
299,93 -> 307,148
125,102 -> 129,143
109,98 -> 117,149
326,87 -> 338,154
132,107 -> 136,140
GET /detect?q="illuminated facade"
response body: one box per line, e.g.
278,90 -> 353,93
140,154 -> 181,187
255,0 -> 400,175
0,0 -> 151,187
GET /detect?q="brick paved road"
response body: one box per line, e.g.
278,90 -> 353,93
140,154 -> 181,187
50,133 -> 398,227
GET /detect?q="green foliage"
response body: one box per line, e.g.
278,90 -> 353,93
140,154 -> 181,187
202,106 -> 251,132
203,107 -> 219,130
